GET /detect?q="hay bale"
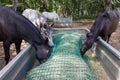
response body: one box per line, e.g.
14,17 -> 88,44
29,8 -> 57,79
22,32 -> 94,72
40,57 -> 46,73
26,32 -> 98,80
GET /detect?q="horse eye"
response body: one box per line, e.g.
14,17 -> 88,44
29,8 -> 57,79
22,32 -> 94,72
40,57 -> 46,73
44,26 -> 47,28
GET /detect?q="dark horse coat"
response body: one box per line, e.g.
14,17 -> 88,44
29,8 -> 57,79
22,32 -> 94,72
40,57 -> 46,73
80,9 -> 119,55
0,6 -> 49,64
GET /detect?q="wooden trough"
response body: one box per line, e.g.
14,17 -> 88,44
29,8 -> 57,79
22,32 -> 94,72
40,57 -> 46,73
0,28 -> 119,80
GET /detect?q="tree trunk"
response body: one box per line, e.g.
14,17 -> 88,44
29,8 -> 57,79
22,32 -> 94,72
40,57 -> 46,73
40,0 -> 47,12
12,0 -> 18,11
104,0 -> 111,10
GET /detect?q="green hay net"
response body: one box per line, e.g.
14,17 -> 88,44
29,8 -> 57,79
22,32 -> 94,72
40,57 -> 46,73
26,32 -> 98,80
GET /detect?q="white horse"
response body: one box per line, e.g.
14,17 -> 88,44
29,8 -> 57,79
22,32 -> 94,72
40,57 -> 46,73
42,12 -> 60,22
22,9 -> 54,47
22,9 -> 47,28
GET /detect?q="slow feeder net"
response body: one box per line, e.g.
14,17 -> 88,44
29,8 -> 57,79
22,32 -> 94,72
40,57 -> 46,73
26,32 -> 98,80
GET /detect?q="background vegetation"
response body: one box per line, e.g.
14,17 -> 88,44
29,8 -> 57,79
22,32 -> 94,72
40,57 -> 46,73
0,0 -> 120,20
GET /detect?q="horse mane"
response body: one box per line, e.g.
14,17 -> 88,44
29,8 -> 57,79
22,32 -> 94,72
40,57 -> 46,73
22,15 -> 45,41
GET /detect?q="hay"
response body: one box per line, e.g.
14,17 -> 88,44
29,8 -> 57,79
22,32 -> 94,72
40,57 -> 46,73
26,32 -> 98,80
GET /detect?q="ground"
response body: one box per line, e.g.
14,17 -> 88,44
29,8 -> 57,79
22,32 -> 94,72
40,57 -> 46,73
0,21 -> 120,70
0,41 -> 28,70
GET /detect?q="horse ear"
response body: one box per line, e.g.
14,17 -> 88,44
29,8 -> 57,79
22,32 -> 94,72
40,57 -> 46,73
39,23 -> 45,32
103,11 -> 109,18
40,23 -> 43,28
35,19 -> 42,29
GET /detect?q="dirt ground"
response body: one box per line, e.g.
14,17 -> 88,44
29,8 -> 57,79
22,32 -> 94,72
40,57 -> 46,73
0,41 -> 28,70
0,21 -> 120,70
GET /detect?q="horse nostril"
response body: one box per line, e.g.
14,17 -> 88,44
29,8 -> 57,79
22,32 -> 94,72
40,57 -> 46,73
50,45 -> 54,48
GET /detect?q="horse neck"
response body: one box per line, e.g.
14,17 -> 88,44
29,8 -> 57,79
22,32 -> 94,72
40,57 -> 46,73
90,23 -> 103,40
17,15 -> 45,45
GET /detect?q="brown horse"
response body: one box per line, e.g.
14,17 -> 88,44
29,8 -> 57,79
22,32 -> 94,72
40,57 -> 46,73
0,6 -> 49,64
80,9 -> 119,56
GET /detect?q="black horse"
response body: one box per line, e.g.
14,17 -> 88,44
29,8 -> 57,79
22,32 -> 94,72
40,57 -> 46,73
0,6 -> 49,64
80,9 -> 119,56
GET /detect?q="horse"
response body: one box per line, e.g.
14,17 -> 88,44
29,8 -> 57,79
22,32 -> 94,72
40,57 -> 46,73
0,6 -> 50,64
22,9 -> 47,27
80,9 -> 119,56
22,9 -> 54,47
42,12 -> 60,22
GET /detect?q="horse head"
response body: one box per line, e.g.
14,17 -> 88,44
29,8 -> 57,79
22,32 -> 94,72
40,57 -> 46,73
40,23 -> 54,47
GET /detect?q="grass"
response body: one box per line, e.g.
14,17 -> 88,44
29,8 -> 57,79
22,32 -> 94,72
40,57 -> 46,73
73,16 -> 95,21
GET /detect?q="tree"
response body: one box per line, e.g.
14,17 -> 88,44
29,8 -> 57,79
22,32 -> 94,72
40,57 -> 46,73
12,0 -> 18,11
0,0 -> 120,19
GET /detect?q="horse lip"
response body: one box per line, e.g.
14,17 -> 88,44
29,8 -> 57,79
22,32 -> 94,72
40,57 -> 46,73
51,45 -> 54,48
49,44 -> 54,48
